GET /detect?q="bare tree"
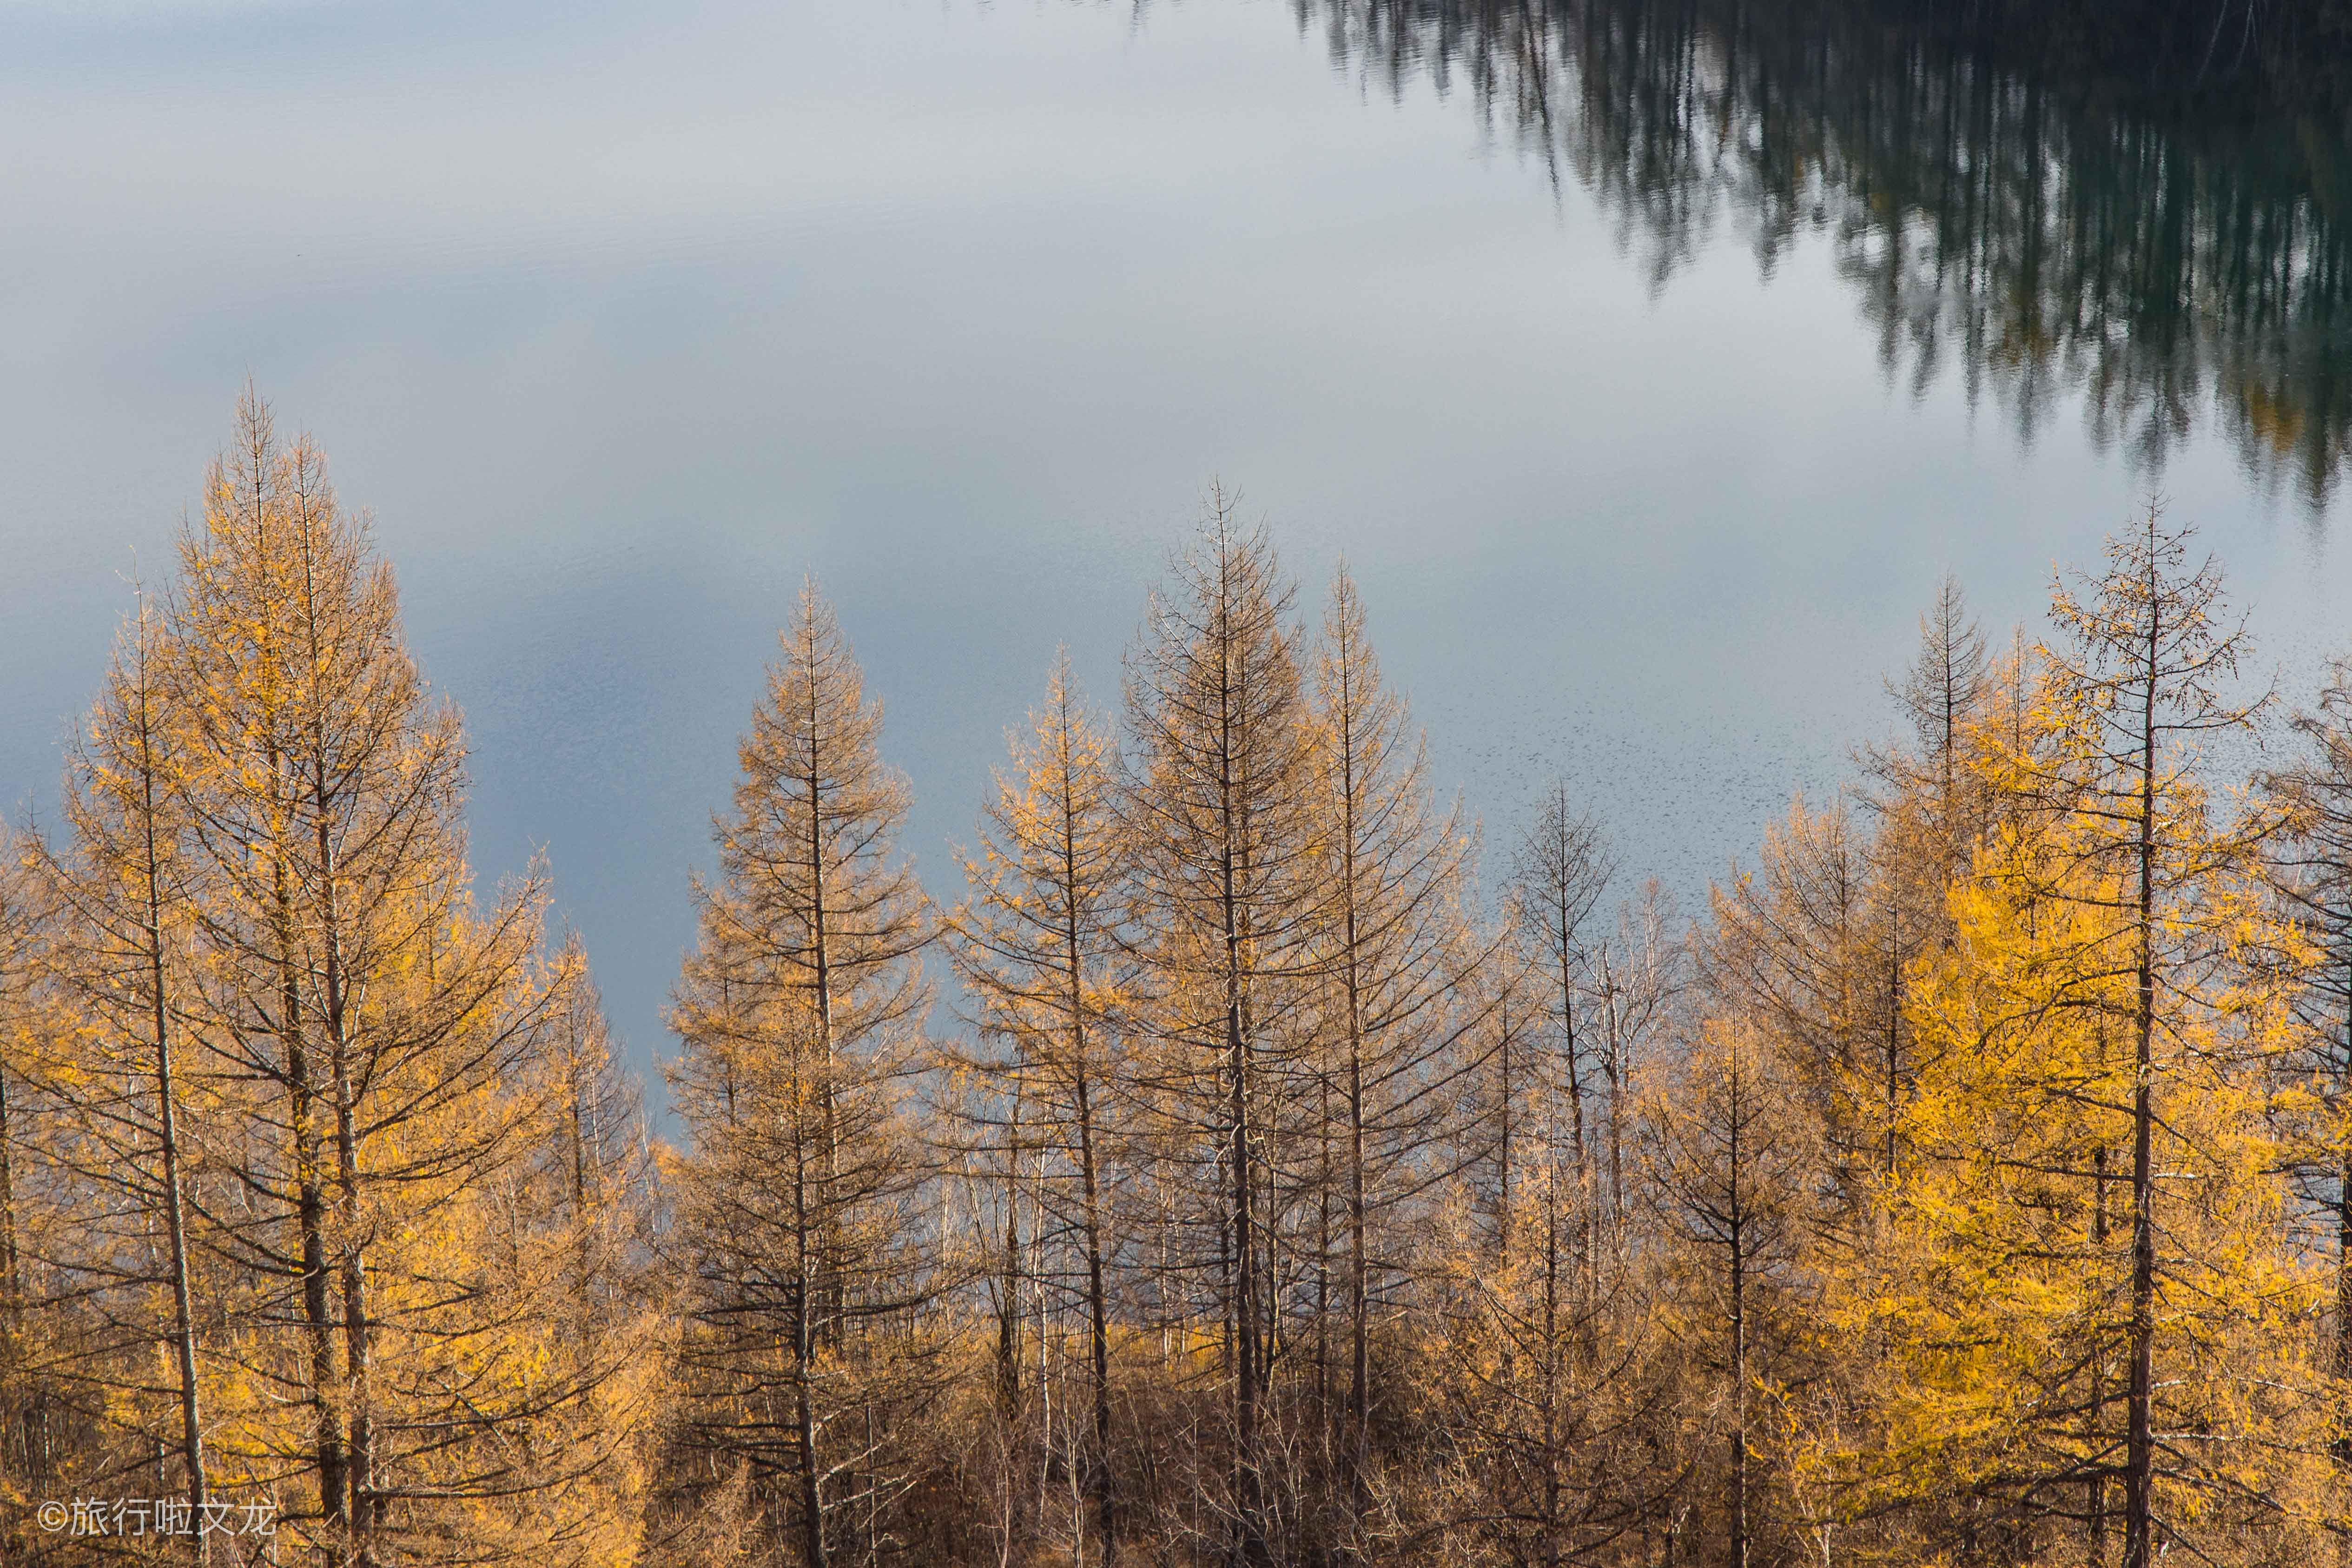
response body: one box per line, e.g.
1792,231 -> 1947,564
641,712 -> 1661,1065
1877,571 -> 1994,845
1510,783 -> 1615,1192
1586,880 -> 1683,1237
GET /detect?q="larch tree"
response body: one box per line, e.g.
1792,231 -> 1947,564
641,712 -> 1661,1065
1810,510 -> 2322,1566
489,944 -> 666,1568
666,579 -> 943,1568
0,839 -> 27,1303
947,648 -> 1130,1567
1121,486 -> 1324,1566
2266,648 -> 2352,1556
1642,1016 -> 1818,1568
0,824 -> 67,1561
1874,571 -> 1995,855
535,940 -> 659,1320
1489,776 -> 1627,1568
2036,508 -> 2298,1568
1708,800 -> 1880,1205
1818,800 -> 2151,1561
1849,577 -> 1999,1184
1434,922 -> 1670,1568
1509,783 -> 1614,1208
1584,881 -> 1682,1242
1467,926 -> 1544,1255
27,596 -> 216,1559
1303,562 -> 1479,1554
163,390 -> 615,1567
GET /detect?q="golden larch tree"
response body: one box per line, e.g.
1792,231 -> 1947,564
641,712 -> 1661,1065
665,579 -> 943,1568
1120,487 -> 1323,1566
947,648 -> 1130,1566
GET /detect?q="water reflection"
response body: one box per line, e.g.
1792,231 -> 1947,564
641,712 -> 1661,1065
1294,0 -> 2352,506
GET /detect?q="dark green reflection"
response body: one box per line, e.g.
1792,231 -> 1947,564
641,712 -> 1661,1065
1292,0 -> 2352,506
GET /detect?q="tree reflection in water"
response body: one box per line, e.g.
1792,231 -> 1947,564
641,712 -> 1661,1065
1292,0 -> 2352,507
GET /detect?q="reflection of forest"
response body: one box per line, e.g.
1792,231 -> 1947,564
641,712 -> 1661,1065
1297,0 -> 2352,504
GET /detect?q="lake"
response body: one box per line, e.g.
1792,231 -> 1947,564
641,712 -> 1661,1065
5,0 -> 2349,1099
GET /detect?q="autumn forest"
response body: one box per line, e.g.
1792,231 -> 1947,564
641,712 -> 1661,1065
6,395 -> 2352,1568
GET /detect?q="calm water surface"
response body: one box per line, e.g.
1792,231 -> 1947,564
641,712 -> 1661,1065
5,0 -> 2349,1098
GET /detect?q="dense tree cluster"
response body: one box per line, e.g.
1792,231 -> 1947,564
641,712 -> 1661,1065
7,399 -> 2352,1568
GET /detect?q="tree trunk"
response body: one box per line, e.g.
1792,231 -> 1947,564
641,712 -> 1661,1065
139,687 -> 210,1564
1340,740 -> 1372,1543
795,1136 -> 829,1568
2335,961 -> 2352,1568
2122,593 -> 2160,1568
273,788 -> 345,1546
1074,1067 -> 1116,1565
1729,1051 -> 1750,1568
1219,636 -> 1268,1568
2091,1137 -> 2110,1568
1063,793 -> 1118,1567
